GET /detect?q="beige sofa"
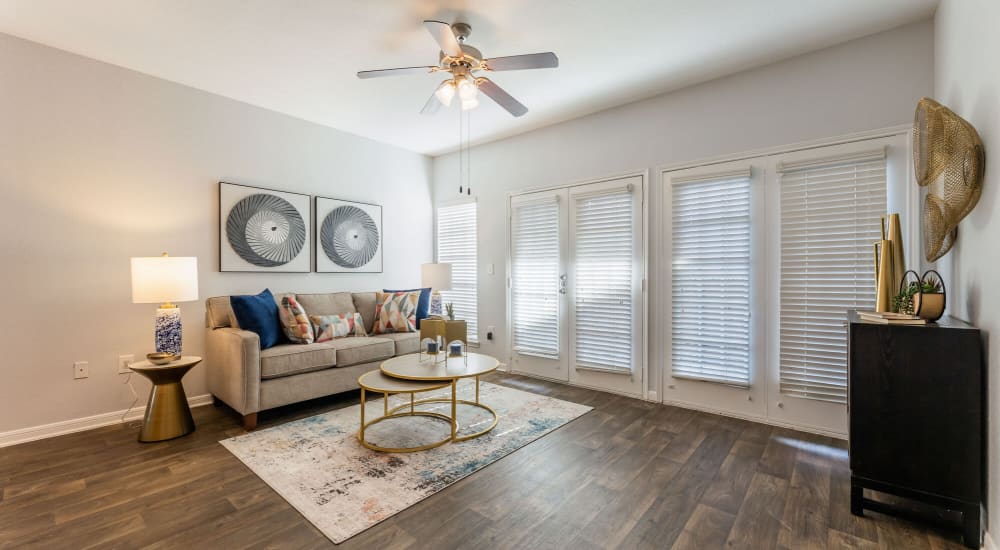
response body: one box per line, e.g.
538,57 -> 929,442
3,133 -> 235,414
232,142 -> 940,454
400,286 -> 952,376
204,291 -> 420,429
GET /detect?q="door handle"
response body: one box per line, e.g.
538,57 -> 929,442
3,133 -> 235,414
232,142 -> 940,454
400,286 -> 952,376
559,273 -> 567,294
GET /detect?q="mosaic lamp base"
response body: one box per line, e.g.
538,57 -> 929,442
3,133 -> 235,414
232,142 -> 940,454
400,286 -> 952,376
429,291 -> 443,316
155,307 -> 183,355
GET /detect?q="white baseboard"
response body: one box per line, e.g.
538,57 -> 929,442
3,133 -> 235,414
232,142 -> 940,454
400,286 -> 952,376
646,390 -> 659,402
658,397 -> 848,440
984,529 -> 995,550
0,394 -> 212,449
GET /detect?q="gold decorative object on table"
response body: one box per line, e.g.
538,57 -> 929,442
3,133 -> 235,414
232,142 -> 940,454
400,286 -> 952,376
146,352 -> 179,365
873,213 -> 905,313
420,318 -> 468,346
913,97 -> 986,262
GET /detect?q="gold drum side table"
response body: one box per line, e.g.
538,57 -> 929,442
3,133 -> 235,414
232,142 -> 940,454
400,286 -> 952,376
129,356 -> 201,442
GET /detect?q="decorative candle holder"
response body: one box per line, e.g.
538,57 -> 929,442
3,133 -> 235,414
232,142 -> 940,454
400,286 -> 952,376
420,336 -> 445,365
446,340 -> 467,366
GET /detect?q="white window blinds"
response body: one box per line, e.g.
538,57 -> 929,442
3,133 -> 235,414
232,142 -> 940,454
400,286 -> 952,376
573,189 -> 634,373
670,171 -> 752,386
779,150 -> 886,403
437,202 -> 478,343
511,199 -> 560,357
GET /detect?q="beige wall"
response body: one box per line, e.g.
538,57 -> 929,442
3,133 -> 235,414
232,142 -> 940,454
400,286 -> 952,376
934,0 -> 1000,543
0,33 -> 433,434
432,21 -> 934,397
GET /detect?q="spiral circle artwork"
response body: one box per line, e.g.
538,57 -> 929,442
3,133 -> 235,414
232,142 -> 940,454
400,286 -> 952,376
321,205 -> 380,268
226,193 -> 306,267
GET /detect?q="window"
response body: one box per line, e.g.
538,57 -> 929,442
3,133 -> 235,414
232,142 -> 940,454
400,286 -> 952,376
670,170 -> 752,386
510,198 -> 560,356
436,202 -> 478,343
778,150 -> 887,403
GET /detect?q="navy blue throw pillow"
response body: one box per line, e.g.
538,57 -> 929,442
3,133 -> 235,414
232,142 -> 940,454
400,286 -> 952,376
230,289 -> 282,349
383,287 -> 431,328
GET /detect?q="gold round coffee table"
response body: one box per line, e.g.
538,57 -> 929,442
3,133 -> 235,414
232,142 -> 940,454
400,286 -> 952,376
357,370 -> 453,453
380,352 -> 500,443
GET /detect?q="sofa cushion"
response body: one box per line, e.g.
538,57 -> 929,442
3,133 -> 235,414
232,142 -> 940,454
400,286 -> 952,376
296,292 -> 357,318
231,289 -> 283,350
323,337 -> 394,367
352,292 -> 377,335
377,332 -> 421,356
383,288 -> 432,328
206,296 -> 236,328
373,291 -> 420,334
260,342 -> 337,380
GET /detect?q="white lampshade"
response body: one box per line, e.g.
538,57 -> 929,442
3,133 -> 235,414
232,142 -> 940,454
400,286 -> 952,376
434,81 -> 456,107
421,262 -> 452,291
131,255 -> 199,304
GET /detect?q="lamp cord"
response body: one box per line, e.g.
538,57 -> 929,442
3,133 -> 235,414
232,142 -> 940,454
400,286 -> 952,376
120,371 -> 140,425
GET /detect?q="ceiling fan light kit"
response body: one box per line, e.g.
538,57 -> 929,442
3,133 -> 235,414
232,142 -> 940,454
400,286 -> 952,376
357,20 -> 559,117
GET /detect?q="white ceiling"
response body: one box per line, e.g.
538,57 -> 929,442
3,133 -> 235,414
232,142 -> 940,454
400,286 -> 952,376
0,0 -> 937,156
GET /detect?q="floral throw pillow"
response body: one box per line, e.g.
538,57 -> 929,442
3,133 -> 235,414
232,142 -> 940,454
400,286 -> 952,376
311,313 -> 367,342
373,291 -> 419,334
278,296 -> 314,344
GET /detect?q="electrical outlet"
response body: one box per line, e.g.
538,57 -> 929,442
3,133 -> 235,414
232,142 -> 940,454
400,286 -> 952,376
118,354 -> 135,374
486,326 -> 495,341
73,361 -> 89,379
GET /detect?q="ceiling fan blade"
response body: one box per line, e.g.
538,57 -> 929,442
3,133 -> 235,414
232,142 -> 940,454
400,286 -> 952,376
477,77 -> 528,117
420,89 -> 443,115
423,20 -> 463,58
484,52 -> 559,71
357,66 -> 436,79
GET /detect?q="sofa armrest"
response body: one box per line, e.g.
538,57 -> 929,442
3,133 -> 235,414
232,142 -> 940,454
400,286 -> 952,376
206,327 -> 261,415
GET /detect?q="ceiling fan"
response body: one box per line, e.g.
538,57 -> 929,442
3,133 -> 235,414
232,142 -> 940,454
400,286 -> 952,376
357,21 -> 559,117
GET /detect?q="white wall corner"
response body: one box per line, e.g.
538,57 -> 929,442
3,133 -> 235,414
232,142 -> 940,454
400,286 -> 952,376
0,394 -> 212,449
984,529 -> 996,550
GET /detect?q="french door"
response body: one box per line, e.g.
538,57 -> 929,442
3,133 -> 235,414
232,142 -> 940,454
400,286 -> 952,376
508,175 -> 644,397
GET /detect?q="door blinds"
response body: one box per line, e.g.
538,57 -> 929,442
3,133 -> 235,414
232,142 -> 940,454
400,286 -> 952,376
511,199 -> 560,356
573,189 -> 635,373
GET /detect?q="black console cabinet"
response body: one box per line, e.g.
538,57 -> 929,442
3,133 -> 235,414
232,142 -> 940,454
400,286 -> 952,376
847,310 -> 984,548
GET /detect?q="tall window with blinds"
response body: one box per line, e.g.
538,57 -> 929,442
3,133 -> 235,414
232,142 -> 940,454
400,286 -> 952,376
436,202 -> 479,343
573,189 -> 635,373
511,199 -> 561,357
670,171 -> 752,386
779,150 -> 887,403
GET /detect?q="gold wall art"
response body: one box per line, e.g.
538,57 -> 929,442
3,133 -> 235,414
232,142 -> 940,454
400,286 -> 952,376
913,98 -> 986,262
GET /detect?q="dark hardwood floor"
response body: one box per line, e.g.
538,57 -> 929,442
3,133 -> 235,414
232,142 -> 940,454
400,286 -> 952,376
0,373 -> 967,549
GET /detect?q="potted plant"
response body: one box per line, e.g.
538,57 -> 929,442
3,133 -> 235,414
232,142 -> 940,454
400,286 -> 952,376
893,270 -> 946,321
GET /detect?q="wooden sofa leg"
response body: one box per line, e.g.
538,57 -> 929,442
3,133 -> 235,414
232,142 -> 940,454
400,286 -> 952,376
242,413 -> 258,430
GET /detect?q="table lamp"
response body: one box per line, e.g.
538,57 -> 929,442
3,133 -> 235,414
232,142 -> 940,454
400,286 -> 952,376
131,253 -> 199,356
421,262 -> 452,316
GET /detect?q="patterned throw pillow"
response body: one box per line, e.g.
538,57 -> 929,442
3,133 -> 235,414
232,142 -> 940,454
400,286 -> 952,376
311,313 -> 367,342
278,296 -> 314,344
373,291 -> 420,334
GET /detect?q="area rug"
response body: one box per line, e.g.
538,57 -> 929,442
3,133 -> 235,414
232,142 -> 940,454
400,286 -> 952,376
220,380 -> 592,543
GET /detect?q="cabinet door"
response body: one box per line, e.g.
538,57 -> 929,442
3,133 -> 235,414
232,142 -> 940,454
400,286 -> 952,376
849,322 -> 982,500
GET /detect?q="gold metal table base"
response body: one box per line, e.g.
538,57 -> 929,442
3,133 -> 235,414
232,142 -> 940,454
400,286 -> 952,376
358,375 -> 498,452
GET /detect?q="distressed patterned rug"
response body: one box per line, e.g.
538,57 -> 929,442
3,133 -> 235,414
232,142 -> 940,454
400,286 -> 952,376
220,380 -> 592,543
